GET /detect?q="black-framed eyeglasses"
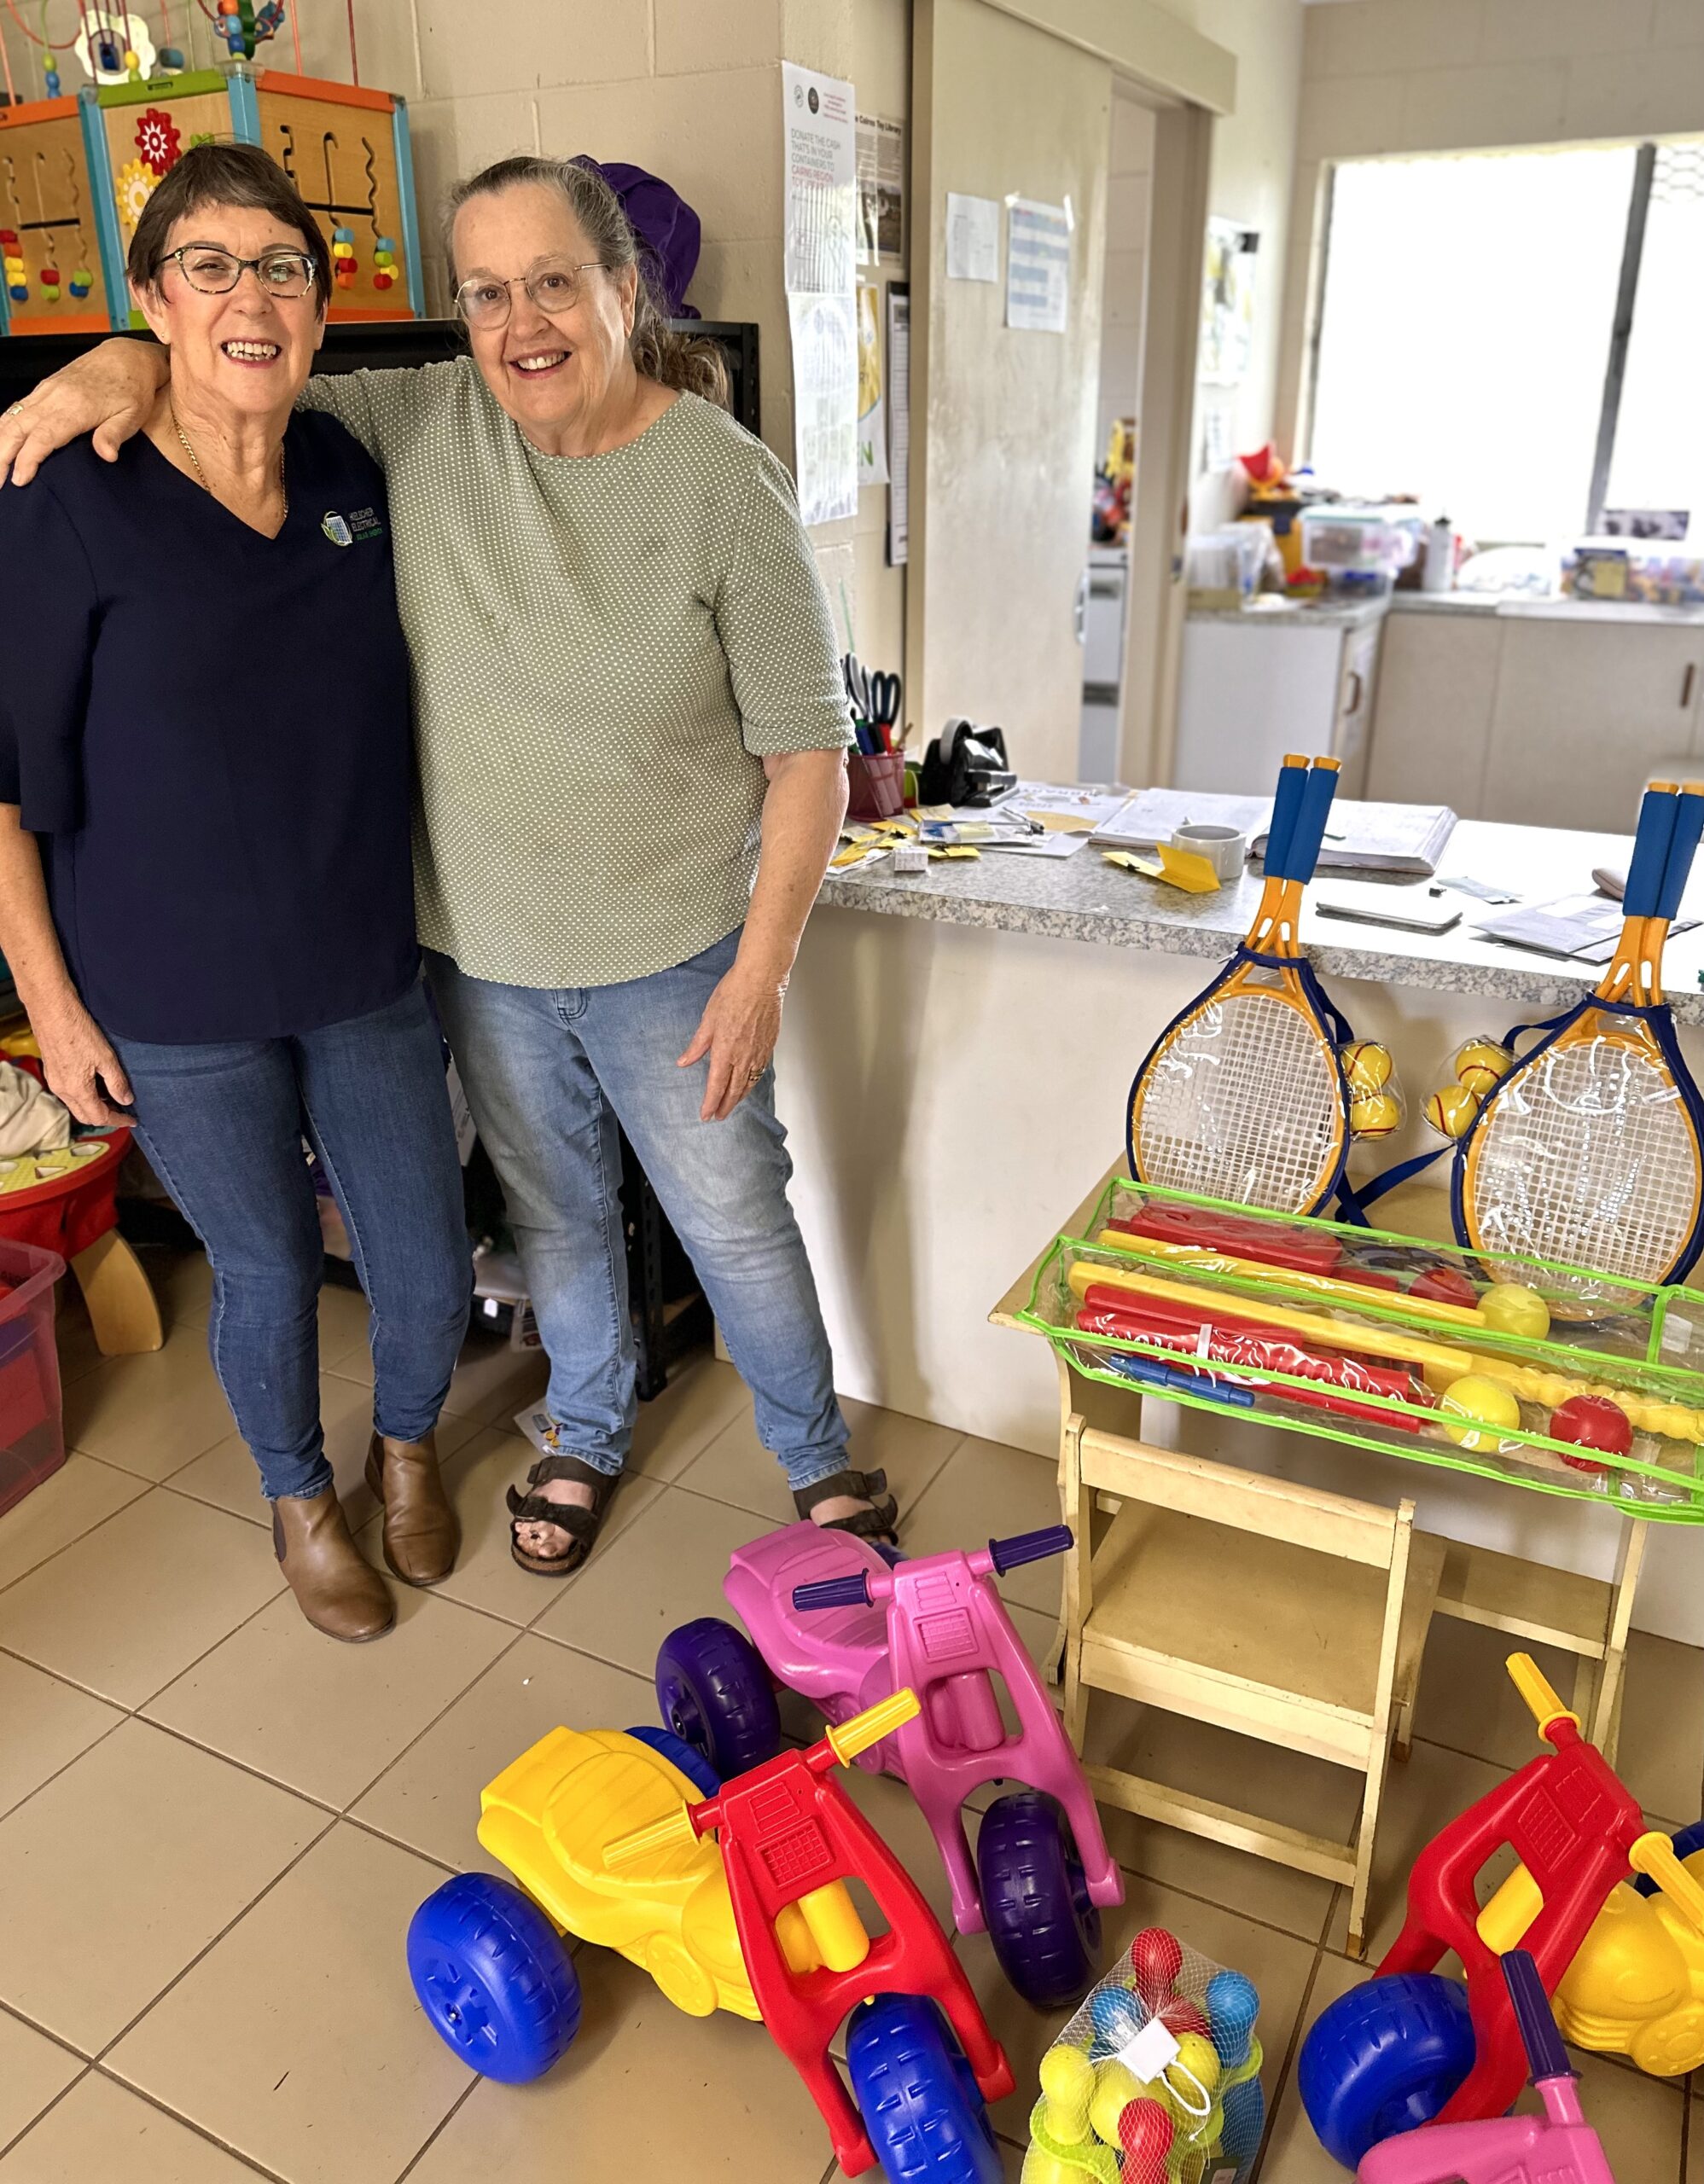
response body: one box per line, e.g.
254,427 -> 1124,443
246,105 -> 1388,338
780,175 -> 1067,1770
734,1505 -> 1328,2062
454,258 -> 607,328
161,245 -> 318,299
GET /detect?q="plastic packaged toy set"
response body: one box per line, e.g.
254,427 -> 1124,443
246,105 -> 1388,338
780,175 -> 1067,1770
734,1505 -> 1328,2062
1016,1175 -> 1704,1522
1022,1926 -> 1264,2182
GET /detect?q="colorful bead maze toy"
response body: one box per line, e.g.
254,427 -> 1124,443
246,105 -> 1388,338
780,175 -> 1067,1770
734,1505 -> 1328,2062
0,1 -> 423,337
1021,1926 -> 1265,2181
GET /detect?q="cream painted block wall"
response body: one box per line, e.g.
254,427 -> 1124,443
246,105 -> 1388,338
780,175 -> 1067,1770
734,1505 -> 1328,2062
1276,0 -> 1704,456
852,0 -> 911,688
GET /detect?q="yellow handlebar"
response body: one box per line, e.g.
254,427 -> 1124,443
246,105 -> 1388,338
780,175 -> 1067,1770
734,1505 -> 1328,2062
1630,1832 -> 1704,1933
604,1803 -> 699,1873
826,1688 -> 922,1769
1506,1653 -> 1580,1740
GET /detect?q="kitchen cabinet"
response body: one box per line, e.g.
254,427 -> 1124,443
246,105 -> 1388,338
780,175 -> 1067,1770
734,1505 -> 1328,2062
1365,607 -> 1704,830
1172,605 -> 1386,799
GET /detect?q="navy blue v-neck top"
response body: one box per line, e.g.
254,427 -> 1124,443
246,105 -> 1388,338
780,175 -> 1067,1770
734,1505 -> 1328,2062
0,413 -> 417,1043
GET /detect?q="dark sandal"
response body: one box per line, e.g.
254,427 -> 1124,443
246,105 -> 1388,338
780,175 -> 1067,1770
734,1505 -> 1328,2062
506,1451 -> 618,1577
793,1465 -> 899,1545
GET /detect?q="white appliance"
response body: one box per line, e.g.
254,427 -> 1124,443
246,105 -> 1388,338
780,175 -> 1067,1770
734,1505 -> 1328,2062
1079,544 -> 1129,781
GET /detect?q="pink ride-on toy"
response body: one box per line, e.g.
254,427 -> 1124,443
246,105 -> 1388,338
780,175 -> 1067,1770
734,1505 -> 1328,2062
655,1521 -> 1123,2008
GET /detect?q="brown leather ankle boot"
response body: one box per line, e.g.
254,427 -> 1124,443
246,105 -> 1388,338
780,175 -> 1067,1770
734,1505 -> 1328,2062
363,1431 -> 459,1586
272,1488 -> 393,1642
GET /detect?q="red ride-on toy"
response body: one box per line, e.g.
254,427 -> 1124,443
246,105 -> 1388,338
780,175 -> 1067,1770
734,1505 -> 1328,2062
1300,1653 -> 1704,2166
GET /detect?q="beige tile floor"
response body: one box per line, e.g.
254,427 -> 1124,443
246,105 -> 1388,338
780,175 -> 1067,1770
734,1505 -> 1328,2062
1,1250 -> 1701,2181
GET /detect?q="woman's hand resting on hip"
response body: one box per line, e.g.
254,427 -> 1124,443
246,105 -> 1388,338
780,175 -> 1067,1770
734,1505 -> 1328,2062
34,996 -> 134,1126
678,957 -> 787,1121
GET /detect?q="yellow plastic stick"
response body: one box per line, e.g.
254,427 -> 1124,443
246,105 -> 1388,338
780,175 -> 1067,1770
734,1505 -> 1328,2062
1066,1258 -> 1704,1442
1090,1228 -> 1489,1331
828,1688 -> 921,1768
604,1803 -> 699,1873
1506,1651 -> 1579,1735
1629,1832 -> 1704,1935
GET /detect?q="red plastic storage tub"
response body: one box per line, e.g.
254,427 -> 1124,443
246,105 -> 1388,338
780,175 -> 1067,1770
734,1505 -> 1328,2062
0,1237 -> 67,1520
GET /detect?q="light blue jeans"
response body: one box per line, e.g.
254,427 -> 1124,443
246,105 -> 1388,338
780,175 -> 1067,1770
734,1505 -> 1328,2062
427,931 -> 850,1490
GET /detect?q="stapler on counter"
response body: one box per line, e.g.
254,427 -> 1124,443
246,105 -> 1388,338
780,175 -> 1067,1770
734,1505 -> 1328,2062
918,719 -> 1017,807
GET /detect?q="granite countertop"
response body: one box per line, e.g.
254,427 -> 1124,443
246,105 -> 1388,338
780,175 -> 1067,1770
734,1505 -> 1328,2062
1185,596 -> 1389,631
820,814 -> 1704,1028
1390,592 -> 1704,628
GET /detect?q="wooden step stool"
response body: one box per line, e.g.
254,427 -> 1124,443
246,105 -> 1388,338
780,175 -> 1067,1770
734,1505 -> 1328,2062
1061,1381 -> 1445,1957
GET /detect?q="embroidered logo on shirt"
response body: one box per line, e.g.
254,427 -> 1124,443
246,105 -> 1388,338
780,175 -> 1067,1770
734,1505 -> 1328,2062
321,512 -> 353,547
322,506 -> 387,548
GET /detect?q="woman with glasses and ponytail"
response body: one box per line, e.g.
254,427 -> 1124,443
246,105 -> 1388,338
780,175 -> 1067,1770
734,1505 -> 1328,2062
3,151 -> 878,1579
0,144 -> 471,1642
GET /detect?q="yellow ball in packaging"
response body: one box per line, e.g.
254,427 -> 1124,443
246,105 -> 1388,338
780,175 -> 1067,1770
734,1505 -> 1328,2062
1422,1083 -> 1480,1140
1341,1039 -> 1393,1094
1439,1373 -> 1522,1449
1456,1037 -> 1515,1096
1479,1282 -> 1551,1340
1350,1090 -> 1401,1140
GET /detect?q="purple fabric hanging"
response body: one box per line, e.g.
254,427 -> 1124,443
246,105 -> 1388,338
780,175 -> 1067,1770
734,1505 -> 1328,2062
573,157 -> 702,318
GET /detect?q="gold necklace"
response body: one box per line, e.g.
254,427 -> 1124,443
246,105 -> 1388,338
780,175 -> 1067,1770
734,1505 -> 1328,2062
171,409 -> 288,520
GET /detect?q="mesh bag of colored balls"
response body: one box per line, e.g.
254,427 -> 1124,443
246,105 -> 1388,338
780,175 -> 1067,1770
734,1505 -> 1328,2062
1022,1925 -> 1265,2183
1013,1176 -> 1704,1520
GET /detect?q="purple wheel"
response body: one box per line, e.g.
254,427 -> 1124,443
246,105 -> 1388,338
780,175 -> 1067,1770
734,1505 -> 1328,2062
654,1616 -> 781,1780
975,1790 -> 1101,2010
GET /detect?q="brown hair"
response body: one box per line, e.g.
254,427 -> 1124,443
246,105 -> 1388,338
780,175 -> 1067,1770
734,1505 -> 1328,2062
443,154 -> 730,409
127,142 -> 331,315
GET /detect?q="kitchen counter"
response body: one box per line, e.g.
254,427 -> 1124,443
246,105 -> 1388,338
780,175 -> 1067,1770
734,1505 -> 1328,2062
1390,590 -> 1704,628
821,812 -> 1704,1025
1186,595 -> 1389,631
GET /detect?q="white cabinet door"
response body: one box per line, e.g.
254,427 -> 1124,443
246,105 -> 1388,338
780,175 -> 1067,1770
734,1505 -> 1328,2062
1173,620 -> 1345,794
1364,611 -> 1501,816
1480,621 -> 1704,831
1331,619 -> 1383,799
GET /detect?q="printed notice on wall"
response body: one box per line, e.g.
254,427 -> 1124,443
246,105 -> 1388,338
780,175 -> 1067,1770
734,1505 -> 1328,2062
782,63 -> 856,295
1005,196 -> 1070,332
856,114 -> 904,264
789,291 -> 858,526
857,283 -> 887,487
886,282 -> 910,566
945,192 -> 999,282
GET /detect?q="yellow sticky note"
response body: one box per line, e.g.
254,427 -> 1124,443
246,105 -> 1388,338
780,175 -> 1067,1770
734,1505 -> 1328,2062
933,845 -> 981,861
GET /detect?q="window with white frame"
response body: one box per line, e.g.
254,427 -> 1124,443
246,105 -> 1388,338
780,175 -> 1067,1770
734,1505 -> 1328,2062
1307,141 -> 1704,548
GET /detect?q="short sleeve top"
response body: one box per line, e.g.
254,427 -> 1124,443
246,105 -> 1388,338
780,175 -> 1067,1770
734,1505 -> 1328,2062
0,415 -> 417,1043
299,365 -> 853,990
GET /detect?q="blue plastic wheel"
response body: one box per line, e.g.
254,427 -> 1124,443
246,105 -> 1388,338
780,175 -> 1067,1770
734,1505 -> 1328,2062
975,1789 -> 1101,2010
654,1616 -> 781,1780
846,1994 -> 1003,2183
406,1873 -> 580,2084
1298,1972 -> 1474,2169
623,1722 -> 723,1799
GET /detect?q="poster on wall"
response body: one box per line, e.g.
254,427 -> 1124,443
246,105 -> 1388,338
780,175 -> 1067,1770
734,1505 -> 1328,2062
782,63 -> 856,294
1199,218 -> 1259,386
856,114 -> 904,264
857,283 -> 887,486
788,291 -> 858,526
887,282 -> 910,566
1004,195 -> 1071,332
945,192 -> 999,282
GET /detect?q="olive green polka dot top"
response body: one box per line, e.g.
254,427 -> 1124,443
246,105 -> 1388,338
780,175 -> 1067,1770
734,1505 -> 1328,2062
300,363 -> 852,989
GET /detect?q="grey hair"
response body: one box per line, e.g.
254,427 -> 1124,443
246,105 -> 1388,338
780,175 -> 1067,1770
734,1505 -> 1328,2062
442,154 -> 730,406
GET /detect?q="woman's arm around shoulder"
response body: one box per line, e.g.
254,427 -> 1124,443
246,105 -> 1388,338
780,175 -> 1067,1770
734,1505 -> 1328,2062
0,337 -> 166,488
296,357 -> 475,467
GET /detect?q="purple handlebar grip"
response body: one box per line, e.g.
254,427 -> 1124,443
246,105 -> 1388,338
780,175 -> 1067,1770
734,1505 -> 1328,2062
1502,1949 -> 1572,2084
792,1572 -> 874,1612
988,1525 -> 1074,1575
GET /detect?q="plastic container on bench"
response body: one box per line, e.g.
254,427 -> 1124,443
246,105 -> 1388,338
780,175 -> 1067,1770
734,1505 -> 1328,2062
0,1238 -> 67,1520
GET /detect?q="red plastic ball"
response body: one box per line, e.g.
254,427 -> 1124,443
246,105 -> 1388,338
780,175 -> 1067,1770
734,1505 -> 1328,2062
1410,1265 -> 1479,1308
1550,1394 -> 1632,1472
1128,1926 -> 1183,2002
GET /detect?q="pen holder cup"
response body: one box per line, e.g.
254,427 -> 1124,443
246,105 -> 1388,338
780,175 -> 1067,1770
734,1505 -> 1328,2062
847,752 -> 907,822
